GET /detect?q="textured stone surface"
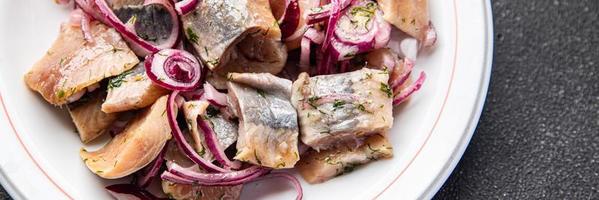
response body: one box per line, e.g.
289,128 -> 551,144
435,0 -> 599,199
1,0 -> 598,200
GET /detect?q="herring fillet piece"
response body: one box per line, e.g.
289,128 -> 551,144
378,0 -> 430,40
182,100 -> 239,161
23,21 -> 139,105
296,134 -> 393,184
102,64 -> 169,113
80,96 -> 172,179
291,68 -> 393,150
68,90 -> 119,143
227,73 -> 299,168
182,0 -> 287,75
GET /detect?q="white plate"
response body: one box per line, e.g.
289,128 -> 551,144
0,0 -> 493,199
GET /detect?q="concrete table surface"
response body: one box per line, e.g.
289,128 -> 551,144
1,0 -> 598,199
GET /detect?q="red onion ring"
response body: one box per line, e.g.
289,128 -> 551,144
299,37 -> 311,71
391,58 -> 415,90
175,0 -> 198,15
197,117 -> 241,169
167,163 -> 267,184
161,167 -> 270,186
279,0 -> 301,40
249,172 -> 303,200
80,12 -> 94,43
145,49 -> 202,91
304,27 -> 324,44
106,184 -> 167,200
136,143 -> 168,188
201,83 -> 227,107
95,0 -> 179,56
167,91 -> 230,173
393,71 -> 426,105
180,88 -> 204,100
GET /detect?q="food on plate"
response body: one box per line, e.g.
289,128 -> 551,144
291,68 -> 393,150
68,90 -> 119,143
181,0 -> 288,75
297,134 -> 392,183
102,63 -> 169,113
80,95 -> 172,179
227,73 -> 300,168
26,0 -> 436,198
23,20 -> 138,105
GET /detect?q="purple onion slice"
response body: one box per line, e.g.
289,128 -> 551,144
145,49 -> 202,91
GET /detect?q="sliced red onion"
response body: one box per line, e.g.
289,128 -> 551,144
201,83 -> 227,107
320,0 -> 341,52
69,9 -> 84,25
145,49 -> 202,91
106,184 -> 166,200
279,0 -> 301,39
306,3 -> 334,25
175,0 -> 198,15
197,117 -> 241,169
422,21 -> 438,49
391,58 -> 415,90
250,172 -> 303,200
333,1 -> 378,46
167,91 -> 230,173
162,166 -> 270,186
299,37 -> 311,71
95,0 -> 179,56
136,143 -> 168,188
304,27 -> 324,44
373,16 -> 392,49
80,12 -> 94,43
393,72 -> 426,105
329,38 -> 359,61
168,163 -> 265,183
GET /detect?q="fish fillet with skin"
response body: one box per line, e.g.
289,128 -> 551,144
80,96 -> 171,179
227,73 -> 300,169
182,0 -> 287,75
24,21 -> 139,105
102,64 -> 169,113
297,134 -> 393,184
68,90 -> 119,143
291,68 -> 394,150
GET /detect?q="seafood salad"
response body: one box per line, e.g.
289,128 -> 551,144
25,0 -> 436,199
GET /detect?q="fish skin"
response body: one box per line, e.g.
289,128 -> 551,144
68,90 -> 119,143
182,0 -> 287,75
291,68 -> 393,150
297,134 -> 393,184
24,21 -> 139,106
227,73 -> 299,168
102,64 -> 169,113
80,95 -> 172,179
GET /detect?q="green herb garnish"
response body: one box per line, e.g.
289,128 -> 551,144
333,99 -> 345,109
307,96 -> 321,108
380,82 -> 392,98
186,27 -> 199,44
108,70 -> 133,89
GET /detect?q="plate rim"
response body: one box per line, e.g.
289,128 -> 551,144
0,0 -> 494,199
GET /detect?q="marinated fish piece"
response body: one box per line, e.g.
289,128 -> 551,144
182,100 -> 239,161
80,96 -> 172,179
114,3 -> 175,45
227,73 -> 299,168
205,71 -> 230,90
182,0 -> 288,75
102,64 -> 169,113
162,144 -> 243,200
24,21 -> 139,105
68,90 -> 119,143
291,68 -> 393,150
297,134 -> 393,184
364,49 -> 414,94
378,0 -> 430,40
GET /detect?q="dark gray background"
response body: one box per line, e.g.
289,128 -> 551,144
1,0 -> 598,199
